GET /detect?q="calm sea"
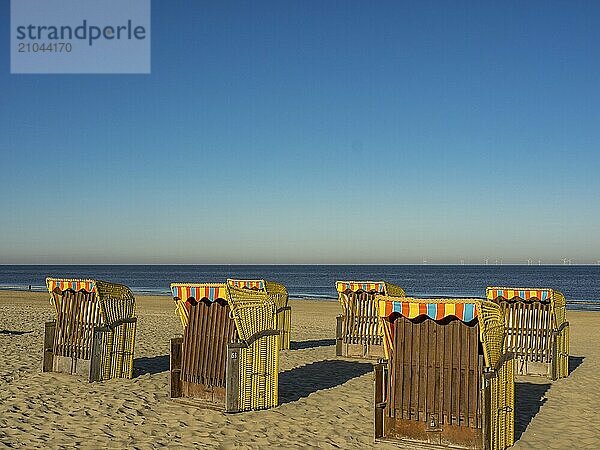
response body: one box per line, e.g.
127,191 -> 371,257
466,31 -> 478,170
0,264 -> 598,309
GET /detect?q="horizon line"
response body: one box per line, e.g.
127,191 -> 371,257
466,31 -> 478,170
1,263 -> 599,266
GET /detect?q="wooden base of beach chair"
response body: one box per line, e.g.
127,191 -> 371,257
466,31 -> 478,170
44,320 -> 135,382
515,358 -> 550,377
376,420 -> 484,449
43,321 -> 56,372
277,306 -> 292,350
43,320 -> 92,380
170,337 -> 244,413
336,342 -> 385,359
47,354 -> 93,379
335,316 -> 384,359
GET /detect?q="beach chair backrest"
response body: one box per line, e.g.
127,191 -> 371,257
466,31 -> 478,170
375,296 -> 514,450
486,286 -> 569,379
170,283 -> 237,388
335,280 -> 405,358
227,278 -> 291,349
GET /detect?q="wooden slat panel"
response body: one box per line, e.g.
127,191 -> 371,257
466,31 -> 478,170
341,291 -> 382,346
394,316 -> 404,419
443,320 -> 451,425
501,299 -> 553,366
419,320 -> 427,422
404,317 -> 413,420
437,318 -> 445,426
390,316 -> 481,434
52,290 -> 100,361
180,301 -> 237,390
426,319 -> 436,424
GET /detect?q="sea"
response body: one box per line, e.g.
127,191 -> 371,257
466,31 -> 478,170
0,264 -> 598,310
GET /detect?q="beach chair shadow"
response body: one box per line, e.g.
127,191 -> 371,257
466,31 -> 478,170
569,355 -> 584,375
514,382 -> 551,441
289,339 -> 335,350
134,355 -> 169,376
279,359 -> 372,404
0,330 -> 33,335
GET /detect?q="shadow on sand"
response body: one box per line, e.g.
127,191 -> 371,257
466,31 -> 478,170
569,355 -> 585,375
0,329 -> 33,336
290,339 -> 336,350
514,382 -> 551,441
279,359 -> 372,404
134,355 -> 170,376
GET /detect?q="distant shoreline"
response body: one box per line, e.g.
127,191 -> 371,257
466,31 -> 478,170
0,287 -> 339,301
1,288 -> 596,310
1,263 -> 600,266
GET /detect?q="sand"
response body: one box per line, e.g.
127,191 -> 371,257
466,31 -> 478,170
0,290 -> 599,449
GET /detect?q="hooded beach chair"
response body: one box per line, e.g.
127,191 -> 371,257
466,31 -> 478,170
374,296 -> 514,450
335,281 -> 406,358
486,287 -> 569,380
44,278 -> 137,382
227,279 -> 291,350
169,283 -> 279,412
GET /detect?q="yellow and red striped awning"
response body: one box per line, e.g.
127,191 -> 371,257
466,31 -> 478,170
336,281 -> 386,293
486,287 -> 552,302
171,283 -> 228,302
46,278 -> 96,293
379,298 -> 479,322
227,279 -> 266,291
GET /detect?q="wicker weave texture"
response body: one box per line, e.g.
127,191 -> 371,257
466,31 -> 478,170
489,356 -> 515,450
487,286 -> 569,379
336,280 -> 405,355
226,286 -> 279,411
45,277 -> 136,381
226,279 -> 292,350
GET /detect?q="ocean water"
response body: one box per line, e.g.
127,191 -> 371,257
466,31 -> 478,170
0,264 -> 598,309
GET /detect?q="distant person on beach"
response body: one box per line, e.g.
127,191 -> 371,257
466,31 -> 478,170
28,285 -> 31,291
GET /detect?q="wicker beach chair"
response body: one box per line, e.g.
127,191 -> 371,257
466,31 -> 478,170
335,281 -> 406,359
486,287 -> 569,380
374,296 -> 514,450
227,279 -> 291,350
44,278 -> 137,382
169,283 -> 279,412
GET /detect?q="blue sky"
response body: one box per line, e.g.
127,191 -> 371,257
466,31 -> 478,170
1,1 -> 599,264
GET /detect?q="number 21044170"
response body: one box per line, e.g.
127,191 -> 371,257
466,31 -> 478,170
18,42 -> 72,52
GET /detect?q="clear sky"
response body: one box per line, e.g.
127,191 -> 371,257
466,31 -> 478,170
1,1 -> 599,264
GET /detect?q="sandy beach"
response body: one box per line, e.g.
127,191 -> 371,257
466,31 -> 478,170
0,290 -> 598,449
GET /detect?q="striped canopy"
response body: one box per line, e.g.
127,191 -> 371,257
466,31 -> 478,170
46,277 -> 135,325
46,278 -> 96,293
336,281 -> 386,293
227,279 -> 266,290
171,283 -> 228,302
378,298 -> 478,323
486,287 -> 552,302
377,296 -> 506,369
